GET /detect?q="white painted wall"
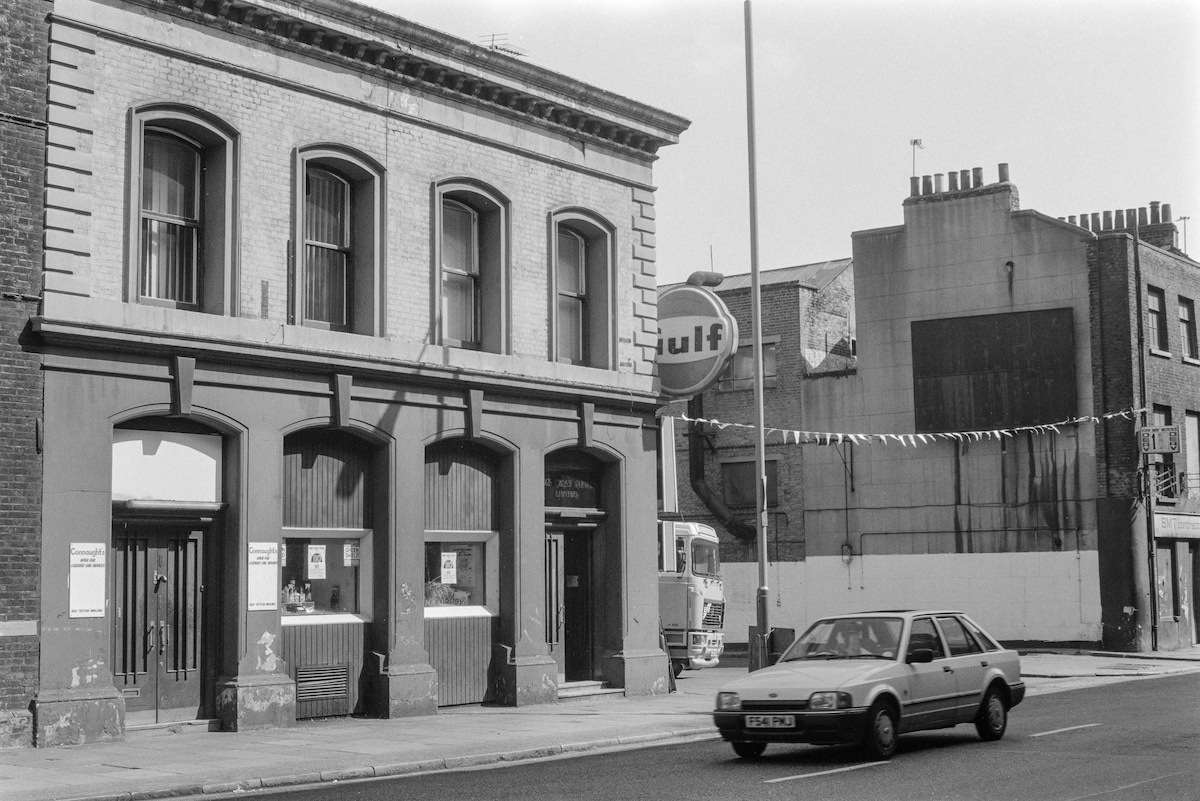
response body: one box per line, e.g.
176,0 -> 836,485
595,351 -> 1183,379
722,551 -> 1102,645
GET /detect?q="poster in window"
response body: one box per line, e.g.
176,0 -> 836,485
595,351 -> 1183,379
343,541 -> 360,566
454,547 -> 475,587
247,542 -> 278,611
307,543 -> 327,580
69,543 -> 106,618
440,551 -> 457,584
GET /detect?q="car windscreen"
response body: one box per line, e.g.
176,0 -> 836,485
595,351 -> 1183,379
781,617 -> 904,660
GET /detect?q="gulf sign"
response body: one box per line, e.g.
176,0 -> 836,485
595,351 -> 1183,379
656,284 -> 739,397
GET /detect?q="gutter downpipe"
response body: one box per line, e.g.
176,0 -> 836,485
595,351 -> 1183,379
743,0 -> 771,670
1132,222 -> 1159,651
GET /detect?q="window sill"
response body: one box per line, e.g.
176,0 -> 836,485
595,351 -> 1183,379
1183,356 -> 1200,367
281,612 -> 371,626
424,605 -> 497,618
1150,348 -> 1173,359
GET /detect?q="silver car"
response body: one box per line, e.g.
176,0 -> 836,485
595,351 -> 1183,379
713,610 -> 1025,760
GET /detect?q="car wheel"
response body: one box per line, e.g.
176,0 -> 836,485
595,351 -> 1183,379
731,741 -> 767,759
862,700 -> 897,760
974,686 -> 1008,741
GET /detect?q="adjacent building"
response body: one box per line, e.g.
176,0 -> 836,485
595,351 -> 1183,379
20,0 -> 688,746
0,0 -> 49,750
667,165 -> 1199,654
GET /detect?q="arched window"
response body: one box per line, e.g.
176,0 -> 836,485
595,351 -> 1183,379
129,105 -> 236,314
436,181 -> 508,353
550,210 -> 614,368
140,130 -> 202,305
295,146 -> 384,335
303,166 -> 351,328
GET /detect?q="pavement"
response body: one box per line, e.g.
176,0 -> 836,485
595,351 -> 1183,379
2,647 -> 1199,801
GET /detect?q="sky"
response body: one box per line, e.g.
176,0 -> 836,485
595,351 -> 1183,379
359,0 -> 1200,287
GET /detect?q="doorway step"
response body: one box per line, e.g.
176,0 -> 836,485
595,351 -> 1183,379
125,718 -> 222,737
557,680 -> 622,701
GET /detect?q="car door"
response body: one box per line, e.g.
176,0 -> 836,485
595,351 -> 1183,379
934,614 -> 988,722
899,616 -> 958,731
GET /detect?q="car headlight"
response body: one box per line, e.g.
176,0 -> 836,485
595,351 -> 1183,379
808,691 -> 852,710
715,691 -> 741,711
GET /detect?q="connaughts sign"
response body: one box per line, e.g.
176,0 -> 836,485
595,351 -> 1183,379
656,284 -> 739,397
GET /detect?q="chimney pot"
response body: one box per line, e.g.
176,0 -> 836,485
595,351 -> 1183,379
1126,209 -> 1137,228
1162,203 -> 1172,222
1103,211 -> 1113,230
1150,201 -> 1161,224
972,167 -> 984,188
934,173 -> 945,193
960,169 -> 971,189
1091,212 -> 1102,231
1115,209 -> 1126,228
948,171 -> 959,191
1139,207 -> 1149,227
998,163 -> 1010,182
1068,215 -> 1077,226
922,175 -> 933,195
909,176 -> 920,197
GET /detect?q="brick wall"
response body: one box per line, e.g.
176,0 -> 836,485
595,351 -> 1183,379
0,0 -> 47,725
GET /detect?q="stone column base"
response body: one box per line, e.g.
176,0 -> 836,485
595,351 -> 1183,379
215,673 -> 296,732
31,687 -> 124,747
603,648 -> 672,697
0,710 -> 32,748
367,662 -> 438,718
492,647 -> 558,706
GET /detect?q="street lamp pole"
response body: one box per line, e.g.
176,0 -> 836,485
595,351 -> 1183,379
743,0 -> 771,670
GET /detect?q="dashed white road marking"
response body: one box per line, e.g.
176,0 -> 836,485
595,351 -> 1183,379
763,761 -> 886,783
1029,723 -> 1103,738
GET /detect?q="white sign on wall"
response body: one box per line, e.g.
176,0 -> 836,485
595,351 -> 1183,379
69,543 -> 107,618
247,542 -> 279,611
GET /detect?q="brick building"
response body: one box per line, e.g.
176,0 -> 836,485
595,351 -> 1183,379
20,0 -> 688,746
0,0 -> 49,749
666,165 -> 1199,654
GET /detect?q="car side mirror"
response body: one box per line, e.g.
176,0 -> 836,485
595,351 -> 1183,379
907,648 -> 934,664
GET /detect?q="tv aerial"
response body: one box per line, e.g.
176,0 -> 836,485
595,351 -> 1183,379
480,34 -> 528,58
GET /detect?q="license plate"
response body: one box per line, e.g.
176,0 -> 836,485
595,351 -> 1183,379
746,714 -> 795,729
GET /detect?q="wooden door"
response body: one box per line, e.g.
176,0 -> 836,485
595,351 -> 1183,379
545,531 -> 593,683
545,532 -> 566,681
113,525 -> 206,723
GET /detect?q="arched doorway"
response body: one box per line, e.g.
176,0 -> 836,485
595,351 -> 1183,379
110,419 -> 224,726
424,439 -> 505,705
544,450 -> 607,684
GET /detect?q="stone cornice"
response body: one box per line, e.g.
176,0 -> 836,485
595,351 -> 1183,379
122,0 -> 690,156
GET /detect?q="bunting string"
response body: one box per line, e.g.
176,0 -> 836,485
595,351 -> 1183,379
669,407 -> 1145,447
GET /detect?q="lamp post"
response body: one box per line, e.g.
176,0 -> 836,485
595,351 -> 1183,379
743,0 -> 771,670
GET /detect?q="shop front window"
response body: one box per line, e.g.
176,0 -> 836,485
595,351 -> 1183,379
423,534 -> 498,615
281,534 -> 367,616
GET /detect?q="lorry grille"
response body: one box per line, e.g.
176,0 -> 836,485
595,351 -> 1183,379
703,602 -> 724,627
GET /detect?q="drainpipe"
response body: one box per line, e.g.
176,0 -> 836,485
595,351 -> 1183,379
687,396 -> 755,543
1132,219 -> 1159,651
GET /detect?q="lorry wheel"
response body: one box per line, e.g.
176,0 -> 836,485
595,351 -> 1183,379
672,661 -> 684,678
731,741 -> 766,758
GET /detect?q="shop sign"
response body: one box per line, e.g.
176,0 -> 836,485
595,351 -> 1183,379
247,542 -> 278,611
656,284 -> 738,397
1155,513 -> 1200,539
1140,425 -> 1180,454
69,543 -> 106,618
545,468 -> 599,508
